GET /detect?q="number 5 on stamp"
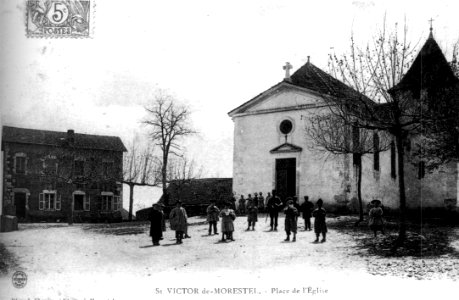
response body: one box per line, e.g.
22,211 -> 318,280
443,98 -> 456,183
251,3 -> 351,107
26,0 -> 92,38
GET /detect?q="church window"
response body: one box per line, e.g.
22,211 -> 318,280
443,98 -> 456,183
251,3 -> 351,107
390,142 -> 396,179
279,120 -> 293,135
352,126 -> 361,165
373,133 -> 380,171
418,161 -> 425,179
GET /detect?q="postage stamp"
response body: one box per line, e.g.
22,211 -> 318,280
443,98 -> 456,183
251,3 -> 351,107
26,0 -> 92,38
12,271 -> 28,289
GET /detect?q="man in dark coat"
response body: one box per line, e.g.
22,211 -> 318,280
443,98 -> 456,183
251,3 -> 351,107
149,203 -> 164,246
300,196 -> 314,231
267,190 -> 283,231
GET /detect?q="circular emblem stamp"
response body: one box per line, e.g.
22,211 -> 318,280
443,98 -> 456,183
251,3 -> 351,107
12,271 -> 27,289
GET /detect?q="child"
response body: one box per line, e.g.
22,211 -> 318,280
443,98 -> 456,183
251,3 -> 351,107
284,199 -> 299,242
206,200 -> 220,235
219,202 -> 236,241
312,199 -> 327,243
246,200 -> 258,231
368,200 -> 384,237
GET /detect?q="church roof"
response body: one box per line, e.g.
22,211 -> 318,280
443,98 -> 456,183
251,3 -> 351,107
389,33 -> 459,98
290,62 -> 371,102
229,61 -> 373,117
2,126 -> 127,152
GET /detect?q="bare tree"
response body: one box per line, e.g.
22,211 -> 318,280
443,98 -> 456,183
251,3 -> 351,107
143,91 -> 195,205
122,138 -> 161,221
323,17 -> 459,246
306,113 -> 391,224
166,155 -> 204,203
321,17 -> 422,245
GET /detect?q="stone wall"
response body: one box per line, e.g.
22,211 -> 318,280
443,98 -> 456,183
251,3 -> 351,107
2,141 -> 124,222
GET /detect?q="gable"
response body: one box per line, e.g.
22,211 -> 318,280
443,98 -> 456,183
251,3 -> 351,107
270,143 -> 303,153
229,82 -> 326,117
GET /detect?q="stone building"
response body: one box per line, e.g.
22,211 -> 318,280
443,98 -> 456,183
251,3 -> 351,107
1,126 -> 127,222
228,33 -> 458,211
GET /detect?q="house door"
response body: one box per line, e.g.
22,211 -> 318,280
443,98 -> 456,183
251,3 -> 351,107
275,158 -> 296,203
14,193 -> 27,218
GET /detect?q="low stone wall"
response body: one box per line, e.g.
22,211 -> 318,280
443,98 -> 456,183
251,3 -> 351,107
0,215 -> 18,232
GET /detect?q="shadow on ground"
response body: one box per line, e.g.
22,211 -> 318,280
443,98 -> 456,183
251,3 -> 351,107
328,215 -> 459,258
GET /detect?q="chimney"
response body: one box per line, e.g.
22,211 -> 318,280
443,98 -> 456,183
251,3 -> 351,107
307,56 -> 310,63
67,129 -> 75,146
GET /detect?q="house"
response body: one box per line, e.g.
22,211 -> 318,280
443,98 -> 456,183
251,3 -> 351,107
228,33 -> 458,212
1,126 -> 127,223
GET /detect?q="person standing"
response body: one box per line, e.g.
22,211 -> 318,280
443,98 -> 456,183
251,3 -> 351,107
149,203 -> 164,246
267,190 -> 283,231
206,200 -> 220,235
246,200 -> 258,231
238,195 -> 246,215
300,196 -> 314,231
219,202 -> 236,242
169,201 -> 188,244
368,200 -> 385,237
258,192 -> 265,213
283,199 -> 299,242
230,192 -> 237,211
253,193 -> 259,207
158,203 -> 166,240
312,199 -> 327,243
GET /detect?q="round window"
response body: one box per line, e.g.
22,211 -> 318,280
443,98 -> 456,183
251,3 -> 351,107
279,120 -> 293,134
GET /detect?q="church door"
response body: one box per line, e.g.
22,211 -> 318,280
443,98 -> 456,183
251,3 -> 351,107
14,192 -> 27,219
275,158 -> 296,202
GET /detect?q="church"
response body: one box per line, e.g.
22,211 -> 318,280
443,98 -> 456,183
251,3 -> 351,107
228,33 -> 458,212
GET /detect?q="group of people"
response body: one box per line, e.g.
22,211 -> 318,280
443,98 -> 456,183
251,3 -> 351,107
148,190 -> 329,245
148,191 -> 385,246
236,192 -> 266,215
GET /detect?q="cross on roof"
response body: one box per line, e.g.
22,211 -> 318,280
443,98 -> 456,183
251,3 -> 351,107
429,18 -> 434,33
283,62 -> 292,80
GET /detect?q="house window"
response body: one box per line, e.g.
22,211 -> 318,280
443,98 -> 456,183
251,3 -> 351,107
114,195 -> 121,211
39,191 -> 61,211
418,161 -> 426,179
101,194 -> 113,211
102,161 -> 113,178
74,160 -> 84,176
14,153 -> 27,174
373,133 -> 380,171
74,192 -> 90,211
101,192 -> 120,211
43,156 -> 58,175
390,142 -> 396,179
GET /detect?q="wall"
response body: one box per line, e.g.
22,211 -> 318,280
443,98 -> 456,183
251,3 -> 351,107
2,141 -> 123,222
232,88 -> 458,211
232,89 -> 353,208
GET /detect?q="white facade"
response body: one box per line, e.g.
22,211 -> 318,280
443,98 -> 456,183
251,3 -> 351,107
230,82 -> 458,210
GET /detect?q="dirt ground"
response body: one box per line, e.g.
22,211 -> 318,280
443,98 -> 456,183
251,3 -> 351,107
1,215 -> 458,299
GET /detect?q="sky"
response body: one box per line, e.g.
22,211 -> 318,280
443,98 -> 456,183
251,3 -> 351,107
1,0 -> 458,210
